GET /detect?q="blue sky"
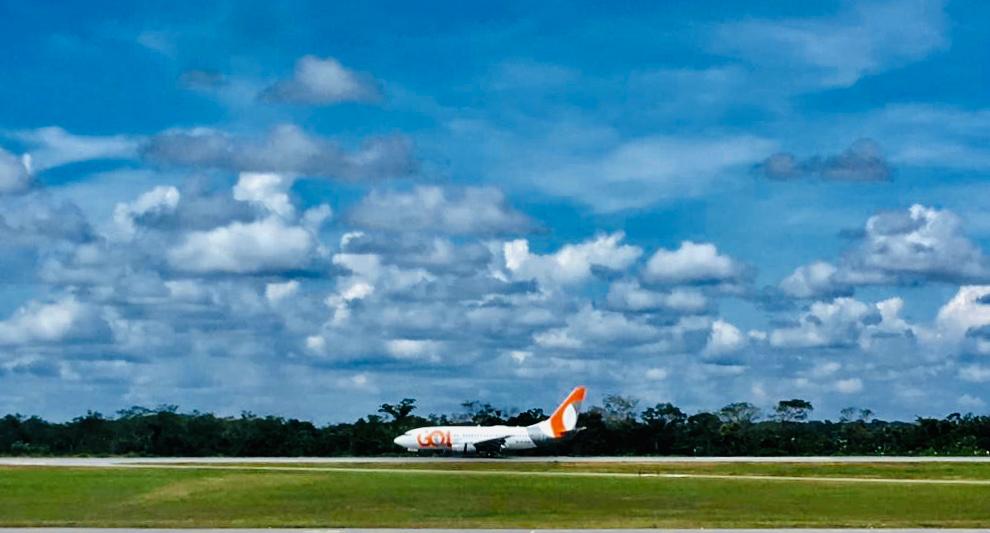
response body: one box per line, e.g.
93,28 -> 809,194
2,0 -> 990,422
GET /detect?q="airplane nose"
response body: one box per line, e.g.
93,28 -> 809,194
393,435 -> 408,447
393,436 -> 402,446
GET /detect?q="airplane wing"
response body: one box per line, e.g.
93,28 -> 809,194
470,435 -> 509,454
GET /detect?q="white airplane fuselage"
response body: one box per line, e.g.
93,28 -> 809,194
392,425 -> 539,453
392,386 -> 587,454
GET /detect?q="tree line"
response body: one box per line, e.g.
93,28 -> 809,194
1,396 -> 988,456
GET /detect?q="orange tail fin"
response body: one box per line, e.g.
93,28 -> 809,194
547,386 -> 586,438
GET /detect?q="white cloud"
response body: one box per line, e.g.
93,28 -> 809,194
781,205 -> 990,298
168,216 -> 315,273
543,135 -> 774,212
302,204 -> 333,230
349,186 -> 530,235
703,319 -> 746,357
265,280 -> 300,303
305,335 -> 327,355
835,377 -> 864,394
338,372 -> 376,392
607,280 -> 707,313
504,232 -> 641,287
325,280 -> 375,325
934,286 -> 990,343
534,306 -> 659,351
233,172 -> 295,219
810,361 -> 841,378
0,148 -> 31,194
780,261 -> 845,298
0,297 -> 97,346
959,365 -> 990,383
384,339 -> 443,362
867,104 -> 990,171
507,350 -> 531,364
143,124 -> 412,180
769,297 -> 911,350
13,126 -> 139,172
261,55 -> 380,104
958,394 -> 986,409
113,185 -> 180,237
645,367 -> 669,380
854,205 -> 988,281
533,329 -> 583,350
644,241 -> 744,285
714,0 -> 947,88
331,253 -> 433,292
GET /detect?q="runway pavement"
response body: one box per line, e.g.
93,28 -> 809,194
3,455 -> 990,467
1,529 -> 989,533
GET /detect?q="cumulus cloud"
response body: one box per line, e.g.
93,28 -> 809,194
607,280 -> 708,314
503,232 -> 642,287
533,305 -> 659,351
0,148 -> 31,194
769,297 -> 912,350
835,377 -> 864,394
0,196 -> 93,244
934,286 -> 990,355
715,0 -> 947,88
232,172 -> 296,219
645,368 -> 669,380
0,297 -> 106,346
261,55 -> 381,105
265,280 -> 300,303
5,122 -> 982,421
143,124 -> 413,180
336,231 -> 490,275
384,339 -> 443,362
113,185 -> 181,237
758,139 -> 892,181
702,319 -> 747,358
644,241 -> 746,285
167,217 -> 316,274
781,205 -> 990,298
851,205 -> 988,281
349,186 -> 531,235
779,261 -> 850,299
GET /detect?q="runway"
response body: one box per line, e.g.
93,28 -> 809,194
3,455 -> 990,467
1,529 -> 988,533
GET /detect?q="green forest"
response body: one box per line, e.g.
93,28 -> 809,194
2,396 -> 989,456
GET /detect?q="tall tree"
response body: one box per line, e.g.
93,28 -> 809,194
775,399 -> 814,422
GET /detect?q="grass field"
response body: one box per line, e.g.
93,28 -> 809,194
162,459 -> 990,479
2,462 -> 990,528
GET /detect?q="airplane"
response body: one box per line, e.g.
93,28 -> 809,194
392,386 -> 586,455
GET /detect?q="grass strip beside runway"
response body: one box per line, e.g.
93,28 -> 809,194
147,459 -> 990,480
2,464 -> 990,528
